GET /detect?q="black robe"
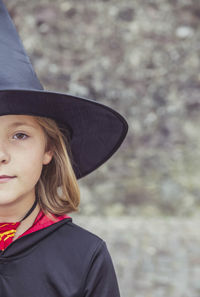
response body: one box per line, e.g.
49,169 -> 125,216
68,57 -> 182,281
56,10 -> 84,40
0,218 -> 121,297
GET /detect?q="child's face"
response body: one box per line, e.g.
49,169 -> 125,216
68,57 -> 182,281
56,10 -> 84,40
0,114 -> 53,208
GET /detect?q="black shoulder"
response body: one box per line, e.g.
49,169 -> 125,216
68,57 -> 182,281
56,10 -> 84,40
58,221 -> 121,296
54,219 -> 105,252
43,220 -> 121,296
81,239 -> 121,296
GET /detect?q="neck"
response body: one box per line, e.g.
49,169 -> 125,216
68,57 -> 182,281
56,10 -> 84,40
12,204 -> 41,241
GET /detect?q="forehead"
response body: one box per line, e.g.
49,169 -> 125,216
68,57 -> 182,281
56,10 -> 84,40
0,115 -> 38,127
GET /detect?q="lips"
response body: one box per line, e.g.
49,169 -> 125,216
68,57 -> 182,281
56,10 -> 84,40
0,176 -> 16,184
0,175 -> 15,178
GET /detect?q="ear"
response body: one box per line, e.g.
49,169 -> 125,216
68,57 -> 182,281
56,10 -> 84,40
43,150 -> 54,165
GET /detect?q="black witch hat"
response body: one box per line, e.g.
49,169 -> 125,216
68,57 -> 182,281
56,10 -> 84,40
0,0 -> 128,179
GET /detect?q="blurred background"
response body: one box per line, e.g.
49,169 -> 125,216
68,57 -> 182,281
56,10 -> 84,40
7,0 -> 200,296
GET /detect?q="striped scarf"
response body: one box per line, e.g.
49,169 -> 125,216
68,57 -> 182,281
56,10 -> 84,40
0,198 -> 38,251
0,221 -> 21,251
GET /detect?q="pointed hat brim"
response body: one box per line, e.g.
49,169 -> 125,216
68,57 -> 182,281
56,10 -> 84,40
0,88 -> 128,179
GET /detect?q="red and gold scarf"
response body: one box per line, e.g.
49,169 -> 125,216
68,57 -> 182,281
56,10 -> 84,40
0,197 -> 38,251
0,221 -> 20,251
0,197 -> 71,251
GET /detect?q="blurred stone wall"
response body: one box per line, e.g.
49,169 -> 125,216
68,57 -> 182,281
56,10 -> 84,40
6,0 -> 200,296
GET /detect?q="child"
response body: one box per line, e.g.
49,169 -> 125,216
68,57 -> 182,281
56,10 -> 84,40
0,1 -> 128,296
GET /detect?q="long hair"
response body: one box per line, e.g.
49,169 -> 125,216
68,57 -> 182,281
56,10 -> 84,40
33,116 -> 80,220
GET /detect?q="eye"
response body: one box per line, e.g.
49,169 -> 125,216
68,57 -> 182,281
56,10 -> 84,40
13,133 -> 29,140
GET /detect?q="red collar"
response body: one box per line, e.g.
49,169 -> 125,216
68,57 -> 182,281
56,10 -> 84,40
18,210 -> 71,239
0,210 -> 71,251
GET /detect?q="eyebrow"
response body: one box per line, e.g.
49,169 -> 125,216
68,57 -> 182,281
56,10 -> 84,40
8,122 -> 36,129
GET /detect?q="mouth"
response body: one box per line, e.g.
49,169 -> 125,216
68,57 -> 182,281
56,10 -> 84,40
0,176 -> 16,178
0,176 -> 16,183
0,175 -> 14,178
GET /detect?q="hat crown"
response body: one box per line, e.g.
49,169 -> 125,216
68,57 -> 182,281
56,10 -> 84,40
0,0 -> 43,90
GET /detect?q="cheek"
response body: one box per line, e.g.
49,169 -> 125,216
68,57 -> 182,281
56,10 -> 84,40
15,149 -> 45,180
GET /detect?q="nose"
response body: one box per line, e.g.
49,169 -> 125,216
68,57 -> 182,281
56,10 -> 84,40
0,143 -> 10,164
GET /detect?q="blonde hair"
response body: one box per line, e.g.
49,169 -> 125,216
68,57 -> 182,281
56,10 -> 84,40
33,116 -> 80,220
